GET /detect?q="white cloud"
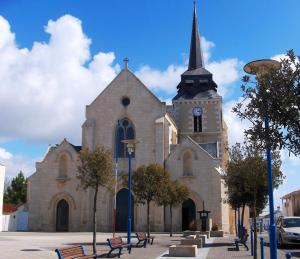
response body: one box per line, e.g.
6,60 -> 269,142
201,37 -> 215,64
0,147 -> 35,178
280,149 -> 300,167
271,53 -> 286,62
0,147 -> 12,160
0,15 -> 240,147
206,59 -> 240,97
136,37 -> 240,98
0,15 -> 119,145
135,64 -> 186,94
223,98 -> 251,146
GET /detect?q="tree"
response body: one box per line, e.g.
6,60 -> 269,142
225,144 -> 251,232
156,180 -> 189,236
4,171 -> 27,205
225,141 -> 283,259
233,50 -> 300,155
77,146 -> 114,254
130,164 -> 169,238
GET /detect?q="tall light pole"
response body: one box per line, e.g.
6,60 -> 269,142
244,59 -> 280,259
113,121 -> 120,238
122,139 -> 139,248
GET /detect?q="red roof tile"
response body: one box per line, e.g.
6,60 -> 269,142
3,204 -> 17,214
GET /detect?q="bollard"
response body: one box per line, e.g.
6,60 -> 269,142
260,237 -> 265,259
260,221 -> 263,234
250,229 -> 254,256
286,252 -> 292,259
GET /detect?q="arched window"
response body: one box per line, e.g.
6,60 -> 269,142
115,118 -> 135,158
183,150 -> 193,176
59,154 -> 68,178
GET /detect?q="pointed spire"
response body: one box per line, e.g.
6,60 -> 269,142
188,0 -> 204,70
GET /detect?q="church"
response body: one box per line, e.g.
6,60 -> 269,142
27,3 -> 232,233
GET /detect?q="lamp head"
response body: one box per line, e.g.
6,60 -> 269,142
244,59 -> 280,76
121,139 -> 139,154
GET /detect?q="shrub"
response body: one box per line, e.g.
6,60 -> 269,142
189,220 -> 197,231
211,224 -> 219,231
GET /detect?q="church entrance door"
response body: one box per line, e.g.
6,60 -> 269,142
56,199 -> 69,232
116,188 -> 134,232
182,198 -> 196,231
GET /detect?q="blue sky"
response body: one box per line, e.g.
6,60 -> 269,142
0,0 -> 300,209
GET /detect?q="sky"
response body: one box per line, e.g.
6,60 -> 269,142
0,0 -> 300,209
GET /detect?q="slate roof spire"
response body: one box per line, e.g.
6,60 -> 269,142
173,0 -> 218,100
188,0 -> 204,70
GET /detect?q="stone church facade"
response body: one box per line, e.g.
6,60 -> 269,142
28,4 -> 232,233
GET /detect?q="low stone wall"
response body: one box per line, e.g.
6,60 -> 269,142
169,245 -> 197,257
197,234 -> 207,245
210,230 -> 224,237
183,230 -> 201,237
180,238 -> 202,248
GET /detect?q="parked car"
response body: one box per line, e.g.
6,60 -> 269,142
276,216 -> 300,247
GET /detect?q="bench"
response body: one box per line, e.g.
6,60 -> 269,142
234,233 -> 249,251
136,232 -> 154,247
55,245 -> 98,259
107,237 -> 131,258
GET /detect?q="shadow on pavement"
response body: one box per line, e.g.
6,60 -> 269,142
66,242 -> 108,246
96,254 -> 120,258
204,242 -> 233,248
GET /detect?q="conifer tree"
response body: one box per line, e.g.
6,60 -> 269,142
4,171 -> 27,205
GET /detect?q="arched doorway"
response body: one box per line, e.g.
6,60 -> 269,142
182,198 -> 196,231
116,188 -> 134,231
56,199 -> 69,231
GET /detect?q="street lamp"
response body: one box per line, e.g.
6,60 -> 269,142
122,139 -> 139,248
244,59 -> 280,259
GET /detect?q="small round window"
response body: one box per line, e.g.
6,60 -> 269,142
122,97 -> 130,107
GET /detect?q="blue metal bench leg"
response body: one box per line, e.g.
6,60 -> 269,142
117,247 -> 122,258
136,240 -> 141,247
107,248 -> 113,258
235,241 -> 240,251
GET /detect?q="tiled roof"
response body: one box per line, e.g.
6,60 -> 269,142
281,189 -> 300,199
70,144 -> 82,152
3,204 -> 17,214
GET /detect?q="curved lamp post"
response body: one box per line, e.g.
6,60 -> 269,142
122,139 -> 139,248
244,59 -> 280,259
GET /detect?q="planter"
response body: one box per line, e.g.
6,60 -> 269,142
169,245 -> 197,257
210,230 -> 224,237
180,238 -> 202,248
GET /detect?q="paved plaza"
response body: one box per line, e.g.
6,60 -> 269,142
0,232 -> 296,258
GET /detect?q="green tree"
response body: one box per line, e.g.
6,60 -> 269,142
130,164 -> 169,238
77,146 -> 114,254
225,142 -> 283,259
4,171 -> 27,205
233,50 -> 300,155
156,180 -> 189,236
225,144 -> 251,231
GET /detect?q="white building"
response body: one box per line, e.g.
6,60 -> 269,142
0,164 -> 5,231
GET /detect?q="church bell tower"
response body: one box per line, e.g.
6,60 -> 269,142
172,1 -> 227,164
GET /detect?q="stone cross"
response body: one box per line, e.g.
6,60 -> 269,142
123,57 -> 129,69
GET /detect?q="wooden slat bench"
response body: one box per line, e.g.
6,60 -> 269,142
55,245 -> 98,259
136,232 -> 154,247
107,237 -> 131,258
